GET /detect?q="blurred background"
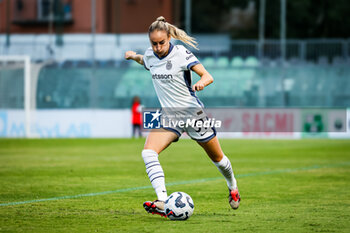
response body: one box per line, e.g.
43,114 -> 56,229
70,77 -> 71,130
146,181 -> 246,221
0,0 -> 349,138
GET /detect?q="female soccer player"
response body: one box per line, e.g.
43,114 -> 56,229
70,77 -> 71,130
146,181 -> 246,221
125,16 -> 240,217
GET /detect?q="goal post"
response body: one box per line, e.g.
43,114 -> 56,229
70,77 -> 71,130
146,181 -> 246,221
0,55 -> 32,138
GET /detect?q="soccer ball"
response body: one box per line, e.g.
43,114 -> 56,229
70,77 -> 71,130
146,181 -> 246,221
164,192 -> 194,220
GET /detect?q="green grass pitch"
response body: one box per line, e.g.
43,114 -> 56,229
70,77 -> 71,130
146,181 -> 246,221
0,138 -> 349,232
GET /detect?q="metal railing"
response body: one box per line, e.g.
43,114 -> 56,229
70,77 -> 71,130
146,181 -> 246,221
0,35 -> 349,64
227,39 -> 350,61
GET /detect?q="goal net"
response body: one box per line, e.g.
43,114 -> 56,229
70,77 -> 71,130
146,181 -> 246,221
0,56 -> 32,138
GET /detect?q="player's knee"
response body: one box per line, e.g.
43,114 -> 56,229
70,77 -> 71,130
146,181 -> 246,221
142,149 -> 158,162
143,143 -> 161,154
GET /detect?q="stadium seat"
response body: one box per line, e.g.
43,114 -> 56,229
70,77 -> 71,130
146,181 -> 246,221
62,60 -> 77,68
32,58 -> 350,109
76,60 -> 93,68
240,68 -> 256,79
288,57 -> 305,66
260,58 -> 272,66
332,56 -> 346,65
231,57 -> 244,67
44,62 -> 60,68
97,60 -> 116,67
216,57 -> 229,67
317,56 -> 329,65
202,57 -> 216,67
245,56 -> 259,67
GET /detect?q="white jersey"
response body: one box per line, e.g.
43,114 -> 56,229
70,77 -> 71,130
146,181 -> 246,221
143,43 -> 203,108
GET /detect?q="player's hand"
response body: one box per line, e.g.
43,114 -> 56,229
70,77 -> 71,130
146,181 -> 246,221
192,81 -> 205,91
125,51 -> 136,60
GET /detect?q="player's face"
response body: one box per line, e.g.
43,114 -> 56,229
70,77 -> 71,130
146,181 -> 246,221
149,30 -> 171,57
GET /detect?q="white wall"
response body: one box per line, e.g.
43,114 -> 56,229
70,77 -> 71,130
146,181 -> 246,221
0,109 -> 131,138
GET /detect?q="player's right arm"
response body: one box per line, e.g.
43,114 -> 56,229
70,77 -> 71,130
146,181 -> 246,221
124,51 -> 144,65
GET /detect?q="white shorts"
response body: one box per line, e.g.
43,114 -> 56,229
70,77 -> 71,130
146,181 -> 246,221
161,108 -> 217,142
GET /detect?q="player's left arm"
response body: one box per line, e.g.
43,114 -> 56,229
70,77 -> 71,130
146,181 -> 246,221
191,64 -> 214,91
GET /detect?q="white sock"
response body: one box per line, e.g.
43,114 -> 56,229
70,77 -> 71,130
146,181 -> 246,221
142,149 -> 167,201
213,155 -> 237,190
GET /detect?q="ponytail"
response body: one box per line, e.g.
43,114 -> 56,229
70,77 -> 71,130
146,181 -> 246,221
149,16 -> 198,50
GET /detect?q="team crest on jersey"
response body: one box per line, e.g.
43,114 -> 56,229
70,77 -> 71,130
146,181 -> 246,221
166,60 -> 172,70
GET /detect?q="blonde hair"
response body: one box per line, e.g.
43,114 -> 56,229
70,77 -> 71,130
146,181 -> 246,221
149,16 -> 198,50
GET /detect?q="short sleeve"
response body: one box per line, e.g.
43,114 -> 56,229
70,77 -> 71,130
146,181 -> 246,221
143,50 -> 150,70
142,57 -> 149,70
178,46 -> 200,71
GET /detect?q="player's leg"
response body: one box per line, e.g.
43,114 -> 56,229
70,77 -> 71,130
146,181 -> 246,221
142,129 -> 179,216
197,136 -> 237,188
143,128 -> 178,200
132,124 -> 136,138
137,124 -> 142,138
197,136 -> 240,209
144,128 -> 178,153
